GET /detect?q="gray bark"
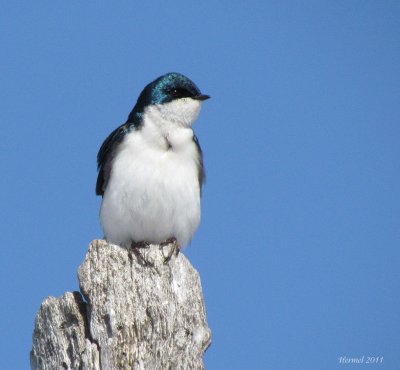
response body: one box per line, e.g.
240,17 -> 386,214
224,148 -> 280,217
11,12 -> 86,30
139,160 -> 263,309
31,239 -> 211,370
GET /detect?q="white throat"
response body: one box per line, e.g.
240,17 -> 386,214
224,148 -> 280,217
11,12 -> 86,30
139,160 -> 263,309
140,98 -> 203,150
146,98 -> 202,128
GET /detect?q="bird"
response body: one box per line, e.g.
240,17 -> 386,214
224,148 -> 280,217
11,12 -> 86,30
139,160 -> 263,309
96,72 -> 209,252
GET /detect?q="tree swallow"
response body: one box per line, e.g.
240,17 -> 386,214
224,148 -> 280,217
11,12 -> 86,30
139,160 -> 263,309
96,72 -> 209,250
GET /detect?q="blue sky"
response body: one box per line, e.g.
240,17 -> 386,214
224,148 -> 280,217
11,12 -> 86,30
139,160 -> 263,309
1,1 -> 399,369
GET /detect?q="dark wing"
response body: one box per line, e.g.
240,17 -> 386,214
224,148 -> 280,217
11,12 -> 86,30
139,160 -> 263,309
193,134 -> 205,193
96,124 -> 129,196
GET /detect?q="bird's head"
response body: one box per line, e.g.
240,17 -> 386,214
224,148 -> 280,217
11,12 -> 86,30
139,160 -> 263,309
128,72 -> 210,128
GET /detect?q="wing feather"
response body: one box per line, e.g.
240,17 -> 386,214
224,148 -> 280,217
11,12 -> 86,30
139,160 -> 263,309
193,134 -> 205,192
96,124 -> 130,196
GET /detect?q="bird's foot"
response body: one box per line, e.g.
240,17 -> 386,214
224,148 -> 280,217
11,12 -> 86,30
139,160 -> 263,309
160,237 -> 180,263
130,240 -> 151,266
131,240 -> 150,249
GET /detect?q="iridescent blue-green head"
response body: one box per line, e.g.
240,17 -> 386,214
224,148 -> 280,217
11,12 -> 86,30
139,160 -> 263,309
127,72 -> 210,125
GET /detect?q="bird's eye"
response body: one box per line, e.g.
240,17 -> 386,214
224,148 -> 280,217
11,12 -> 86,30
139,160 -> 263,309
167,88 -> 189,99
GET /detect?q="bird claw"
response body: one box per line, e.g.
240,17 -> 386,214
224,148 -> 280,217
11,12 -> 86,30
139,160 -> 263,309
130,239 -> 179,265
160,238 -> 180,263
130,240 -> 151,266
131,240 -> 150,249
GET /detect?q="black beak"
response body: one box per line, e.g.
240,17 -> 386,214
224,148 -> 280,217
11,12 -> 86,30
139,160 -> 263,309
194,94 -> 211,101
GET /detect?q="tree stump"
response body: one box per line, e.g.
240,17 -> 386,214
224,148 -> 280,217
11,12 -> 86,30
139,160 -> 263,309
31,239 -> 211,370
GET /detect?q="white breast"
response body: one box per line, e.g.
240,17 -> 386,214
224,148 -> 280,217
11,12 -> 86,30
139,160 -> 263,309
100,100 -> 202,248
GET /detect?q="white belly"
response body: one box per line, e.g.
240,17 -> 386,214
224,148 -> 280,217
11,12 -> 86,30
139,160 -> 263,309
100,129 -> 201,248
